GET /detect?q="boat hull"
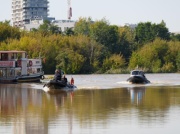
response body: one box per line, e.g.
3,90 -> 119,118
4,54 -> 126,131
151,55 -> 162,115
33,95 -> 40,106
127,76 -> 150,84
0,78 -> 18,84
0,74 -> 44,83
17,74 -> 44,83
43,80 -> 77,93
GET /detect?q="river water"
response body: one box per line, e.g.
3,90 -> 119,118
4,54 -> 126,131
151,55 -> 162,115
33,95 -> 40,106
0,73 -> 180,134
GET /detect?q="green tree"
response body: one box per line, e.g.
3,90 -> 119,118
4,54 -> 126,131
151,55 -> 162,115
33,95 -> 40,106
154,20 -> 170,40
117,26 -> 136,61
176,52 -> 180,72
49,24 -> 61,34
128,39 -> 170,72
135,22 -> 154,44
63,28 -> 74,36
102,54 -> 125,71
74,17 -> 92,36
55,48 -> 85,74
62,35 -> 107,73
90,19 -> 119,53
170,33 -> 180,41
0,21 -> 21,42
135,21 -> 170,45
38,20 -> 60,36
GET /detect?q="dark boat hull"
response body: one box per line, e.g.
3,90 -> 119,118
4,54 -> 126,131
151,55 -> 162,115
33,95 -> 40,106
0,78 -> 18,84
43,80 -> 76,93
0,74 -> 44,83
127,76 -> 150,84
17,74 -> 44,83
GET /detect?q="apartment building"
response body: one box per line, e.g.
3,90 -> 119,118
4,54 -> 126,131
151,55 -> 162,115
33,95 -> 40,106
12,0 -> 49,27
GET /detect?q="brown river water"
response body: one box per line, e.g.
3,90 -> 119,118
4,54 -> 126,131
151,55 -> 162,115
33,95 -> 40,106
0,73 -> 180,134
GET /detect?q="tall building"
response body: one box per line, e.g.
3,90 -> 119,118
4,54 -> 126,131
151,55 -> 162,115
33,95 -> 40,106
12,0 -> 49,27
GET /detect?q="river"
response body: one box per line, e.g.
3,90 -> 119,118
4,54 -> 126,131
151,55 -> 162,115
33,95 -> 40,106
0,73 -> 180,134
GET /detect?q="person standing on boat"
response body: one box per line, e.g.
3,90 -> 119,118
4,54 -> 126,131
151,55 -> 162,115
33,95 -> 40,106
54,69 -> 62,81
70,77 -> 74,85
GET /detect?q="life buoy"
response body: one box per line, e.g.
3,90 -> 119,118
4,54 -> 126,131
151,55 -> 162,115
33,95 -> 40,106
41,75 -> 45,80
17,60 -> 21,67
29,60 -> 33,66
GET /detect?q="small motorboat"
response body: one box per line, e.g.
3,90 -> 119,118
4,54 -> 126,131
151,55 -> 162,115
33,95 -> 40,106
43,78 -> 77,93
127,70 -> 150,84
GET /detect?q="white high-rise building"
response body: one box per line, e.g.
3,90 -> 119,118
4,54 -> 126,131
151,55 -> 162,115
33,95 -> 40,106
12,0 -> 49,27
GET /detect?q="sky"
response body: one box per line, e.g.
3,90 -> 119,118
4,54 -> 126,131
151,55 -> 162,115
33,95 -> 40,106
1,0 -> 180,32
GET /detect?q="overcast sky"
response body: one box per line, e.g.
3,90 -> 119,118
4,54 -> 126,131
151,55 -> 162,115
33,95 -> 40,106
1,0 -> 180,32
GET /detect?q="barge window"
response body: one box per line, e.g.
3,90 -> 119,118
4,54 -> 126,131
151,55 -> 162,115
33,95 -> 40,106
1,53 -> 8,61
11,53 -> 18,59
0,70 -> 4,77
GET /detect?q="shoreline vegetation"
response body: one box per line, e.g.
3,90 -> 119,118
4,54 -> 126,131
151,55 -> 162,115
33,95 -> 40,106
0,18 -> 180,74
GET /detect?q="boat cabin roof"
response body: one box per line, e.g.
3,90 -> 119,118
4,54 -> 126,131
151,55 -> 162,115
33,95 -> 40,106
131,70 -> 145,75
0,51 -> 26,54
0,51 -> 27,61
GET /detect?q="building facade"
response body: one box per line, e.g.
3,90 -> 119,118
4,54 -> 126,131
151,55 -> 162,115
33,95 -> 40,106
12,0 -> 49,27
12,0 -> 76,31
23,19 -> 76,32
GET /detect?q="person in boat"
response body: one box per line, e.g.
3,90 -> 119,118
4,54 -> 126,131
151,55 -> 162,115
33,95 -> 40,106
70,77 -> 74,85
54,69 -> 62,81
62,75 -> 68,83
61,69 -> 68,84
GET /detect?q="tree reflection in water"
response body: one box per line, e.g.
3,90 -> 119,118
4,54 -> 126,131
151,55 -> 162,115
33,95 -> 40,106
0,84 -> 74,134
1,83 -> 180,134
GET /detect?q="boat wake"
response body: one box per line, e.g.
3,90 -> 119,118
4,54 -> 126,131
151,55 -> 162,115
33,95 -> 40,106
117,81 -> 130,84
76,86 -> 102,90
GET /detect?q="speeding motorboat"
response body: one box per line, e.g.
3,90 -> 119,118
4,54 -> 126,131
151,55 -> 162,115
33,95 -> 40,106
43,77 -> 77,93
127,70 -> 150,84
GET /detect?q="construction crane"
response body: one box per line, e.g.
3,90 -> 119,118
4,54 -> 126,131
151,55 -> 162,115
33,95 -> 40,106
67,0 -> 72,20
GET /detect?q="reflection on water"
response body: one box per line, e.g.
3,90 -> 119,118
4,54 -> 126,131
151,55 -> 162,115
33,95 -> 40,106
128,86 -> 146,105
1,77 -> 180,133
0,84 -> 74,134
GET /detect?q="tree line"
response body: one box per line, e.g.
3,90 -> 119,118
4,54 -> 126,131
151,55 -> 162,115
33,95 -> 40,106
0,18 -> 180,74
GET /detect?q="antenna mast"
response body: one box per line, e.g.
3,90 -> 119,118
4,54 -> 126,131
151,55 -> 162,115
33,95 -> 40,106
67,0 -> 72,20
